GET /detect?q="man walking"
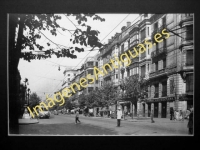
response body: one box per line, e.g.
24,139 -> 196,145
170,107 -> 174,120
117,108 -> 122,127
75,110 -> 81,124
151,109 -> 155,123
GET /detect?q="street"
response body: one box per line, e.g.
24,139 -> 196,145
18,114 -> 190,135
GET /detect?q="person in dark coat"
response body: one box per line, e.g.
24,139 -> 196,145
170,107 -> 174,120
187,107 -> 193,134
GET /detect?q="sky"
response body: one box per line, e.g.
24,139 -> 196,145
18,13 -> 140,101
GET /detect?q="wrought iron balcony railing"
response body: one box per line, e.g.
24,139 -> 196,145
151,47 -> 167,58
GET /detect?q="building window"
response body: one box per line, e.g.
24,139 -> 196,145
95,87 -> 98,91
154,22 -> 158,30
170,79 -> 175,94
68,78 -> 70,81
95,80 -> 98,84
186,74 -> 193,92
155,62 -> 158,71
101,81 -> 103,86
148,64 -> 149,71
162,81 -> 167,97
127,69 -> 130,77
147,27 -> 149,36
186,50 -> 193,66
88,69 -> 93,75
141,28 -> 146,41
88,87 -> 93,93
186,25 -> 193,40
121,44 -> 124,53
163,58 -> 166,68
128,40 -> 130,48
148,86 -> 151,98
154,84 -> 159,98
96,62 -> 98,66
163,38 -> 166,48
74,73 -> 76,76
87,62 -> 93,67
162,16 -> 166,25
116,74 -> 118,79
141,65 -> 146,78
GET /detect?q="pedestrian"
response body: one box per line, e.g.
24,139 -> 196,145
75,110 -> 81,124
187,107 -> 193,135
117,107 -> 122,127
170,107 -> 174,120
179,110 -> 183,121
174,110 -> 177,121
151,109 -> 155,123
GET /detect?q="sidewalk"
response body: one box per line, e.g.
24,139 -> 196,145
82,114 -> 188,124
18,118 -> 39,124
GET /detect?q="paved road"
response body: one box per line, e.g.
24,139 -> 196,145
18,114 -> 190,135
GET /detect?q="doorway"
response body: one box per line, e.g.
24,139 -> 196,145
154,103 -> 158,118
161,102 -> 167,118
143,103 -> 145,117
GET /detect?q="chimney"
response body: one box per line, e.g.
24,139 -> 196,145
127,21 -> 131,27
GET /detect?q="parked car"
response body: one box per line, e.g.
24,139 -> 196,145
39,107 -> 51,119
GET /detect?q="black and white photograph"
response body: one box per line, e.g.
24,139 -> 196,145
8,13 -> 194,136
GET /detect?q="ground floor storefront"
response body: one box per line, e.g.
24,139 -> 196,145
140,95 -> 193,118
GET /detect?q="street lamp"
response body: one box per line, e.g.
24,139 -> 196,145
27,88 -> 31,106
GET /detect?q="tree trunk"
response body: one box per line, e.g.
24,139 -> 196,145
9,14 -> 25,134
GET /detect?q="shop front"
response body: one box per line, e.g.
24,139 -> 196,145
146,96 -> 175,118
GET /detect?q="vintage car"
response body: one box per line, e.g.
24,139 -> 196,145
39,107 -> 51,119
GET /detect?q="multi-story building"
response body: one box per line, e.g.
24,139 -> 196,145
62,68 -> 78,88
139,14 -> 194,118
97,13 -> 194,118
64,54 -> 99,105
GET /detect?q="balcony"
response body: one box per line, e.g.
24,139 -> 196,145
130,39 -> 139,47
139,19 -> 150,27
151,24 -> 166,42
151,47 -> 167,63
149,68 -> 167,79
179,14 -> 193,27
103,71 -> 112,79
140,51 -> 146,60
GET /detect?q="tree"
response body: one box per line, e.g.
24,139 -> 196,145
65,100 -> 73,110
28,92 -> 42,110
11,14 -> 105,62
120,75 -> 148,103
9,13 -> 105,133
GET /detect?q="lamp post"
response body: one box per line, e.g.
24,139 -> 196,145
27,88 -> 31,106
23,78 -> 28,105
